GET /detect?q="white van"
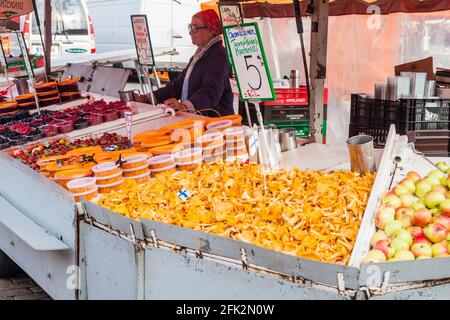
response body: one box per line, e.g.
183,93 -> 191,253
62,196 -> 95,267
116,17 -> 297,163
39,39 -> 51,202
85,0 -> 199,64
20,0 -> 96,58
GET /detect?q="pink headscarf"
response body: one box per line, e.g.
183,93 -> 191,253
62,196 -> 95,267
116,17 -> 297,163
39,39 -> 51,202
193,9 -> 222,35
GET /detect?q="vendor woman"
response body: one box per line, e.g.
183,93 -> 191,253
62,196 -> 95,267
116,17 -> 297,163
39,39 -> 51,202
145,9 -> 234,117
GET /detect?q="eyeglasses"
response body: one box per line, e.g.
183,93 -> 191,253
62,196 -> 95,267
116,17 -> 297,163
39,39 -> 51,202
188,24 -> 208,33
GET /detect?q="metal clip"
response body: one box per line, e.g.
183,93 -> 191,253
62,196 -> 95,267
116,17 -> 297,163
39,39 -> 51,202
381,271 -> 391,291
240,248 -> 248,270
150,230 -> 159,248
337,272 -> 346,293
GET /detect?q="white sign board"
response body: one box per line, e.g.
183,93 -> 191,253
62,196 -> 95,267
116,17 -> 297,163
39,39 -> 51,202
15,31 -> 34,77
131,15 -> 155,66
219,3 -> 243,27
223,23 -> 275,101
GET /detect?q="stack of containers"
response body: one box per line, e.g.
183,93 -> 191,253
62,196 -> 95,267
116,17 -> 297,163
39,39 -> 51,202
223,126 -> 250,164
67,177 -> 98,202
52,168 -> 92,189
148,154 -> 176,177
92,162 -> 125,193
205,119 -> 233,133
121,154 -> 150,184
174,148 -> 203,171
196,132 -> 225,164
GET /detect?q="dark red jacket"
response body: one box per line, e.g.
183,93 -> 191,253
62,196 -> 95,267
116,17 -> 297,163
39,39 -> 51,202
154,41 -> 234,117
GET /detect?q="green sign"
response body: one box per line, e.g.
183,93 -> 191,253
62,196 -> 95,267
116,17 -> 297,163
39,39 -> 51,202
65,48 -> 87,54
223,23 -> 276,102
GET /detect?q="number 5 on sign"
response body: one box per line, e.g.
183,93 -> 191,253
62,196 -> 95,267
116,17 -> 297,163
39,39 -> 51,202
223,23 -> 275,101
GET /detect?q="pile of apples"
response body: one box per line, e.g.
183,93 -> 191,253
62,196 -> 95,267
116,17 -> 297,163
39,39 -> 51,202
363,168 -> 450,263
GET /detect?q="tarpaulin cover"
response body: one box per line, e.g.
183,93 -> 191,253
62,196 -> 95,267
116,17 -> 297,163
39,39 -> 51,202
239,11 -> 450,144
204,0 -> 450,17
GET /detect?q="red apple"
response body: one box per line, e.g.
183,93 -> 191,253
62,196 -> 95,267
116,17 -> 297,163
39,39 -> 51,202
445,191 -> 450,199
424,190 -> 446,209
433,215 -> 450,231
381,190 -> 395,202
406,171 -> 422,182
410,226 -> 425,240
411,242 -> 433,258
373,240 -> 395,259
414,237 -> 432,246
395,206 -> 415,219
375,207 -> 395,230
431,242 -> 449,257
370,231 -> 388,247
424,223 -> 448,243
415,180 -> 432,198
413,208 -> 432,227
400,215 -> 413,228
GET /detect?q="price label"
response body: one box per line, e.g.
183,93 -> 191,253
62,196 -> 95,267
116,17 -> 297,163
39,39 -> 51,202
219,3 -> 243,27
124,111 -> 133,141
15,31 -> 34,78
0,39 -> 7,72
131,15 -> 155,66
223,23 -> 276,102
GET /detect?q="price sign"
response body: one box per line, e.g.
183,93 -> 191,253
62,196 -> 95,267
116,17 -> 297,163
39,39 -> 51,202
15,31 -> 34,78
0,39 -> 8,72
223,23 -> 275,101
131,15 -> 155,66
219,3 -> 243,27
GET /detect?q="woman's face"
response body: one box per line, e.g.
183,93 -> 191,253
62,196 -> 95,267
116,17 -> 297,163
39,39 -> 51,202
189,16 -> 215,48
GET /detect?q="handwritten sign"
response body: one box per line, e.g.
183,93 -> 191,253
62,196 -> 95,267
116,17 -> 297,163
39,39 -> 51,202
131,15 -> 155,66
219,3 -> 243,27
0,39 -> 8,71
223,23 -> 275,101
15,31 -> 34,77
0,0 -> 33,19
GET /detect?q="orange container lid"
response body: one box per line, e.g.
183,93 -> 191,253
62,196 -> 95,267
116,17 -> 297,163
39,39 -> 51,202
58,79 -> 78,86
140,135 -> 175,148
205,114 -> 242,126
53,168 -> 92,180
159,119 -> 205,131
35,81 -> 57,89
93,152 -> 115,163
46,161 -> 94,173
148,143 -> 183,155
132,130 -> 171,144
39,96 -> 60,103
0,101 -> 18,109
15,93 -> 35,101
67,146 -> 102,156
37,89 -> 59,98
37,154 -> 70,167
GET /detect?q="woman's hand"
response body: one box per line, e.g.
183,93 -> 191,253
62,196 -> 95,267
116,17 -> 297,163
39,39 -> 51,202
164,98 -> 187,112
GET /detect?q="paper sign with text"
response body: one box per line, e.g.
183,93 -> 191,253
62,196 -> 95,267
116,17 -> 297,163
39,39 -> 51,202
223,23 -> 276,102
15,31 -> 34,77
219,3 -> 243,27
131,15 -> 155,66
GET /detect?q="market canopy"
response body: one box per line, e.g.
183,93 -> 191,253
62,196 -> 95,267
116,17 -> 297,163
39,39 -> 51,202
0,0 -> 33,19
202,0 -> 450,17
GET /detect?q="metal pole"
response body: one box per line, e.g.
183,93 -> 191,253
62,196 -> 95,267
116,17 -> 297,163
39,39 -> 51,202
309,0 -> 329,144
292,0 -> 310,102
31,0 -> 50,79
44,0 -> 52,75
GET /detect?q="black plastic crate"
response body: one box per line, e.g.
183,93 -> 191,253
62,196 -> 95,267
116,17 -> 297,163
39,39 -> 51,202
350,94 -> 450,133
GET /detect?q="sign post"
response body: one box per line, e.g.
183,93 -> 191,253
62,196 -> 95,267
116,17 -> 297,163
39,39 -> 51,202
0,39 -> 14,101
223,23 -> 277,172
15,31 -> 41,115
131,14 -> 159,104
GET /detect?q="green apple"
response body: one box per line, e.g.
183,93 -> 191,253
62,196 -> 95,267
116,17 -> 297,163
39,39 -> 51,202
415,180 -> 432,198
362,249 -> 387,264
393,229 -> 413,246
394,250 -> 415,261
391,238 -> 410,251
385,220 -> 404,236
